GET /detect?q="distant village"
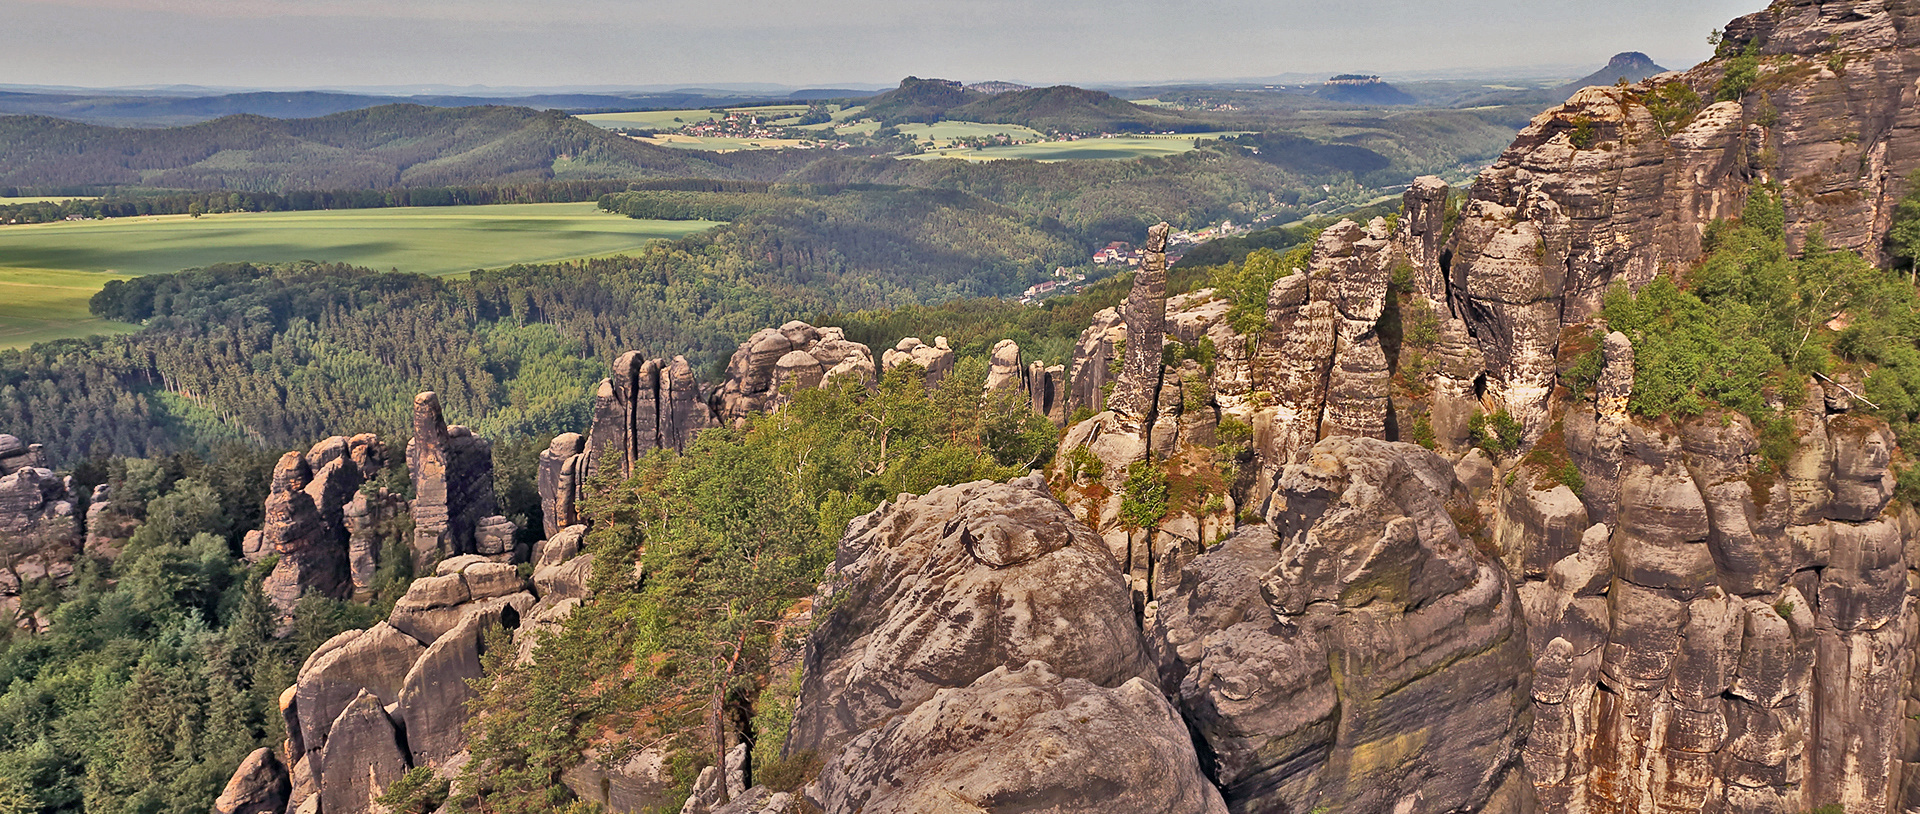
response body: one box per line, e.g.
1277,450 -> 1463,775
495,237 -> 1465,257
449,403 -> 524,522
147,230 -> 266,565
1016,214 -> 1279,303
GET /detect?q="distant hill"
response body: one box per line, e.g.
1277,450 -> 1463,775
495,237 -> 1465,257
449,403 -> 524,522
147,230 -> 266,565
1313,76 -> 1417,106
1556,52 -> 1669,95
0,88 -> 884,128
859,78 -> 987,124
857,79 -> 1206,133
948,85 -> 1205,133
0,104 -> 744,191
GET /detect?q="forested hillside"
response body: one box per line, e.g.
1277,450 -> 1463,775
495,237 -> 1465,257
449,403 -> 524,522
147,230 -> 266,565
0,106 -> 744,191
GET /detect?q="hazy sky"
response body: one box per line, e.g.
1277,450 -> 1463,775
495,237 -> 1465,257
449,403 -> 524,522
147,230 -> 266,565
5,0 -> 1762,90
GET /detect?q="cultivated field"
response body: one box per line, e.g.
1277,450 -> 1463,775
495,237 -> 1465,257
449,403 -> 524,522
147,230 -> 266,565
908,132 -> 1246,162
0,196 -> 99,204
578,104 -> 820,131
638,134 -> 813,151
0,202 -> 717,349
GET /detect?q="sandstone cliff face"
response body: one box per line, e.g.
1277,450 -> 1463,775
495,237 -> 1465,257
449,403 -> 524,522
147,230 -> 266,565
1453,0 -> 1920,430
1151,438 -> 1531,813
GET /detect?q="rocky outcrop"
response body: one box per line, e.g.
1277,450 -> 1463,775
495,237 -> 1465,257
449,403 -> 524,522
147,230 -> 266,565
813,662 -> 1227,814
214,747 -> 290,814
585,352 -> 717,480
255,545 -> 555,814
252,434 -> 395,620
407,391 -> 509,567
780,475 -> 1224,813
1109,222 -> 1171,421
1452,0 -> 1920,429
878,335 -> 954,384
0,434 -> 78,625
786,474 -> 1153,759
712,322 -> 876,425
1150,437 -> 1530,813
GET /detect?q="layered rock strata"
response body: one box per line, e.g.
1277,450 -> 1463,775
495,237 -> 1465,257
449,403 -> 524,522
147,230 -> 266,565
1150,437 -> 1530,813
1453,0 -> 1920,430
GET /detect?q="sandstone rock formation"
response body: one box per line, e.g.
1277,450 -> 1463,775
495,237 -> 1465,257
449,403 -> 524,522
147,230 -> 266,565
1452,0 -> 1920,430
214,747 -> 291,814
712,322 -> 876,426
781,475 -> 1224,813
585,352 -> 717,478
1150,437 -> 1530,813
407,391 -> 511,567
0,434 -> 78,626
813,662 -> 1227,814
243,532 -> 570,814
786,474 -> 1153,759
878,335 -> 954,384
249,434 -> 395,620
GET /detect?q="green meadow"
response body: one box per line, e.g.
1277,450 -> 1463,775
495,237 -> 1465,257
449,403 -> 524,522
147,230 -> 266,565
0,202 -> 718,349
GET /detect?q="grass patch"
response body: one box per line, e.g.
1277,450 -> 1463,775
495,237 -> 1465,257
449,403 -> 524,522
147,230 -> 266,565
0,203 -> 716,347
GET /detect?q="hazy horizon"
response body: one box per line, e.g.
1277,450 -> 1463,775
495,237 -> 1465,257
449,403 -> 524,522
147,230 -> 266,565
5,0 -> 1759,91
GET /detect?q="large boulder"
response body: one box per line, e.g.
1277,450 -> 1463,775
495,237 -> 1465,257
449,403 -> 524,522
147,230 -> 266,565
812,662 -> 1227,814
786,474 -> 1151,759
213,747 -> 291,814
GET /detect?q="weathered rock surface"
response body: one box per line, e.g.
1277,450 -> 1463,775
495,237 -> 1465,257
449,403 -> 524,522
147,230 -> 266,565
878,335 -> 954,384
214,747 -> 290,814
811,662 -> 1227,814
318,690 -> 409,814
713,322 -> 876,425
585,353 -> 719,480
250,434 -> 397,619
1452,0 -> 1920,429
407,391 -> 501,567
1150,437 -> 1530,813
786,474 -> 1151,759
0,435 -> 79,622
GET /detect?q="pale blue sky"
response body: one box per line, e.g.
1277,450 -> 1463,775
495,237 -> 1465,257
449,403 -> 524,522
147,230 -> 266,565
3,0 -> 1763,90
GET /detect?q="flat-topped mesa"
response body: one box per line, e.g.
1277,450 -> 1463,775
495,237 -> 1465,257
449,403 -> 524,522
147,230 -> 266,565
407,392 -> 509,568
1108,222 -> 1170,423
712,321 -> 877,427
1450,0 -> 1920,431
0,434 -> 79,629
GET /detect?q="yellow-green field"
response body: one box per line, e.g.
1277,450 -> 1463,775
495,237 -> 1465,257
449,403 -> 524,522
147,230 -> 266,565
908,132 -> 1248,162
0,202 -> 718,349
578,104 -> 824,131
0,268 -> 138,347
637,134 -> 815,151
0,196 -> 99,204
898,121 -> 1045,144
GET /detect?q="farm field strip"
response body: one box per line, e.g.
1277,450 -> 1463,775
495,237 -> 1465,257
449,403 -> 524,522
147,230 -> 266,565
0,202 -> 718,349
907,132 -> 1250,162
